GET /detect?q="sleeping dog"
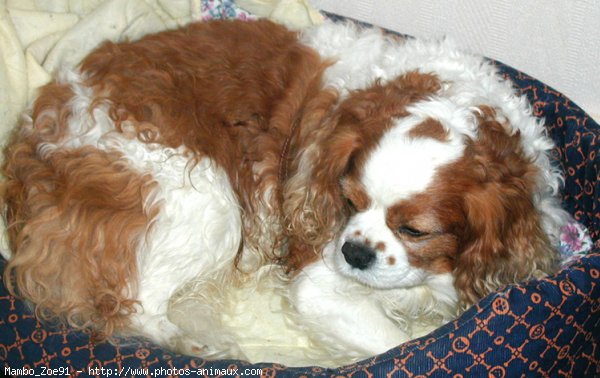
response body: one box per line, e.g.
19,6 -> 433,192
2,19 -> 568,365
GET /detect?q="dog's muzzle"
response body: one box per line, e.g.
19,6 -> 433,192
341,241 -> 376,270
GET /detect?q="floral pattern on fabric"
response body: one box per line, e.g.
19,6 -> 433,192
200,0 -> 255,21
560,221 -> 594,264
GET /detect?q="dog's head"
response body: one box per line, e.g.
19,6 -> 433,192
294,71 -> 559,305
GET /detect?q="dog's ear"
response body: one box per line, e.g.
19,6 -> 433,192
453,110 -> 558,305
281,108 -> 363,271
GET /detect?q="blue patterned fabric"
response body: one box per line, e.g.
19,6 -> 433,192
2,10 -> 599,378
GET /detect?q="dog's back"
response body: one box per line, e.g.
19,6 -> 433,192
1,19 -> 325,345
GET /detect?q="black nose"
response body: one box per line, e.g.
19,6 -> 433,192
341,241 -> 376,270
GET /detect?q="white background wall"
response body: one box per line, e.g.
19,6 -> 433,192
310,0 -> 600,122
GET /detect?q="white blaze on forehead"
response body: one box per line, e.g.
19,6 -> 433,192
361,115 -> 466,208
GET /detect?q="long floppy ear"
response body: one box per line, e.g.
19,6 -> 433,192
453,110 -> 558,305
281,108 -> 362,270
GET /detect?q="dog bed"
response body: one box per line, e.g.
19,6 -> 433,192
1,1 -> 599,376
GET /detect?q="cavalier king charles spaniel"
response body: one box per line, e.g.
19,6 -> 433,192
1,19 -> 569,365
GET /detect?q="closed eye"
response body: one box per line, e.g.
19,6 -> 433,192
345,197 -> 358,213
397,225 -> 428,238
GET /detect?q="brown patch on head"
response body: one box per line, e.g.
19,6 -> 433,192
408,118 -> 449,142
387,256 -> 396,266
386,200 -> 459,274
405,234 -> 460,274
385,107 -> 558,305
341,177 -> 371,212
328,72 -> 442,172
315,71 -> 442,182
375,241 -> 386,252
